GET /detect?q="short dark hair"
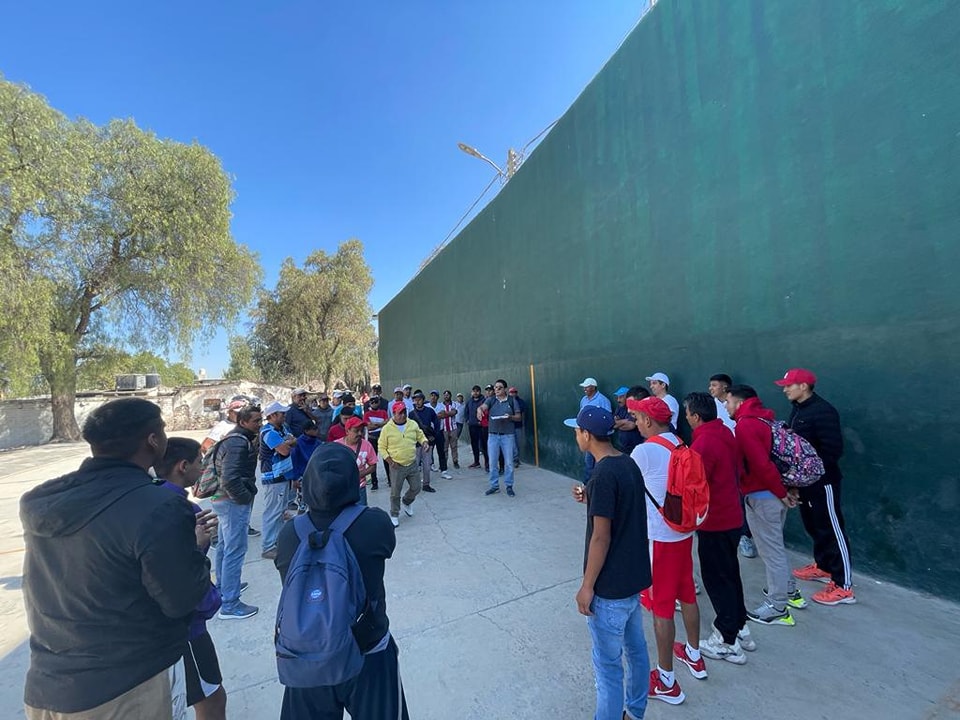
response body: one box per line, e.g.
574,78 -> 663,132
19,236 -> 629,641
236,405 -> 262,424
472,385 -> 482,392
155,437 -> 201,478
82,398 -> 164,459
586,431 -> 613,444
683,392 -> 717,422
494,378 -> 507,388
627,385 -> 650,400
709,373 -> 733,387
727,384 -> 758,401
341,394 -> 356,405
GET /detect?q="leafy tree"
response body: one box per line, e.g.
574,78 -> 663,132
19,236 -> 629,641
225,334 -> 258,381
251,240 -> 376,390
0,78 -> 262,440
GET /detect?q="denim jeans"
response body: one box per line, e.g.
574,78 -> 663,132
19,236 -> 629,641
586,595 -> 649,720
487,432 -> 515,488
261,480 -> 294,554
513,427 -> 523,463
212,499 -> 252,610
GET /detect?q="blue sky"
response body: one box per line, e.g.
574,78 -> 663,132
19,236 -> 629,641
3,1 -> 643,376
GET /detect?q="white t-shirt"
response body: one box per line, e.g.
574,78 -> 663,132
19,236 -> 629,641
206,420 -> 235,443
662,394 -> 680,428
631,432 -> 693,543
715,397 -> 736,432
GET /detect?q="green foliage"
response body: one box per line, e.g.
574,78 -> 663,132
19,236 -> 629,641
0,76 -> 263,438
250,239 -> 377,389
224,335 -> 258,381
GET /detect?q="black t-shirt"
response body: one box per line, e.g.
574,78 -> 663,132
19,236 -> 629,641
584,454 -> 652,599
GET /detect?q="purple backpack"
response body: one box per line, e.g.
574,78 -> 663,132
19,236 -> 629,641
275,506 -> 367,688
760,419 -> 825,487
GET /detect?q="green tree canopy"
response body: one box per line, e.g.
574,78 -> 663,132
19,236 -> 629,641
246,239 -> 376,390
0,77 -> 262,439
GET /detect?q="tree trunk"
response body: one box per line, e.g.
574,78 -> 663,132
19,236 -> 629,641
39,344 -> 82,442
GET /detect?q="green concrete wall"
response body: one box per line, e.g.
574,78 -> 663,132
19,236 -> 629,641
379,0 -> 960,598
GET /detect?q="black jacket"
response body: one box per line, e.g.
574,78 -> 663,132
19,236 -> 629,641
216,425 -> 259,504
286,404 -> 314,437
19,456 -> 211,713
788,393 -> 844,485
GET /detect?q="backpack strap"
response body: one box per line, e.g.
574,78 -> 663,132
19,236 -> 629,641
646,434 -> 683,451
293,504 -> 367,550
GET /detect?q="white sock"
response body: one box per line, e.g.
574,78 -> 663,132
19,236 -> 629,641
657,666 -> 675,687
685,643 -> 701,662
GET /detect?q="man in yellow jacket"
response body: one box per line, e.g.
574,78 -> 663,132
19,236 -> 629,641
379,401 -> 429,528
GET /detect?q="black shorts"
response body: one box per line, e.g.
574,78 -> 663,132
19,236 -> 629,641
183,631 -> 223,706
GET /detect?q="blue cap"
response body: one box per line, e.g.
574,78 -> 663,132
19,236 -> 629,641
612,386 -> 630,396
563,406 -> 615,436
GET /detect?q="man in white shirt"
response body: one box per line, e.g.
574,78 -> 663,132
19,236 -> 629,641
629,396 -> 704,706
646,372 -> 680,428
708,374 -> 737,432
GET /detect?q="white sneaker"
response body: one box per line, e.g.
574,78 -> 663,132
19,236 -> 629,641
402,502 -> 414,517
737,626 -> 757,652
390,516 -> 399,527
700,629 -> 747,665
441,471 -> 453,479
430,465 -> 437,471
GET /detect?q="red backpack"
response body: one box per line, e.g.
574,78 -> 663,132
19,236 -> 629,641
643,435 -> 710,533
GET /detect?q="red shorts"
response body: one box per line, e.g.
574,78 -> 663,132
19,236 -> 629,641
640,537 -> 696,618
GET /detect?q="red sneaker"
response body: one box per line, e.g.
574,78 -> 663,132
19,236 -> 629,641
792,562 -> 831,583
649,669 -> 685,705
812,582 -> 857,606
673,642 -> 708,679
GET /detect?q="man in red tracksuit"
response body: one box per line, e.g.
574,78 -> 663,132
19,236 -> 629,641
683,392 -> 756,664
776,368 -> 855,606
724,385 -> 804,626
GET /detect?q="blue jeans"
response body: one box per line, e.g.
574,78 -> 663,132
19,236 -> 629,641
358,485 -> 368,506
487,432 -> 515,488
586,595 -> 649,720
513,427 -> 522,463
261,480 -> 294,554
212,499 -> 252,610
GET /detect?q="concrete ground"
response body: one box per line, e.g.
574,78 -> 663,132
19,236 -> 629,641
0,436 -> 958,719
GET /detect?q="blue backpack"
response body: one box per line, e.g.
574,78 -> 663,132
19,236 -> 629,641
275,506 -> 367,687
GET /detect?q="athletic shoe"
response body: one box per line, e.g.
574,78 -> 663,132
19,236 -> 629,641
218,602 -> 258,620
738,535 -> 757,558
700,629 -> 747,665
370,483 -> 378,491
390,516 -> 399,528
430,465 -> 437,471
422,485 -> 437,493
506,487 -> 516,497
247,526 -> 261,537
261,548 -> 277,560
441,471 -> 453,480
673,642 -> 708,679
792,562 -> 831,583
812,582 -> 857,606
747,601 -> 795,626
453,461 -> 460,469
468,463 -> 481,469
737,626 -> 757,652
240,581 -> 249,595
648,670 -> 685,705
402,502 -> 414,517
484,487 -> 500,496
763,587 -> 808,609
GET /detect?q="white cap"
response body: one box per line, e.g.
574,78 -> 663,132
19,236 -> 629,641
579,377 -> 598,388
645,372 -> 670,385
263,400 -> 289,416
332,390 -> 344,398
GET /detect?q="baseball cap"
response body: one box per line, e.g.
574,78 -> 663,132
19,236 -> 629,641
341,393 -> 355,405
775,368 -> 817,387
371,384 -> 382,390
412,390 -> 425,398
332,390 -> 344,398
645,372 -> 670,385
579,377 -> 598,388
344,416 -> 367,430
226,398 -> 248,412
318,392 -> 329,400
429,390 -> 439,396
402,384 -> 412,390
564,406 -> 615,435
508,387 -> 518,394
263,400 -> 289,416
391,401 -> 407,414
612,386 -> 629,397
484,384 -> 494,390
393,386 -> 404,394
292,387 -> 308,396
627,396 -> 672,424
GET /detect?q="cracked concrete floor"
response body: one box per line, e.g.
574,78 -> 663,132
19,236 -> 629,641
1,438 -> 959,719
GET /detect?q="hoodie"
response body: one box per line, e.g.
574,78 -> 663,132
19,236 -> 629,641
730,397 -> 787,499
275,444 -> 397,653
20,456 -> 211,713
690,419 -> 744,532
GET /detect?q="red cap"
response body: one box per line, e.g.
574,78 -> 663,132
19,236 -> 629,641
775,368 -> 817,387
508,387 -> 518,393
344,416 -> 367,430
391,401 -> 407,414
626,396 -> 672,424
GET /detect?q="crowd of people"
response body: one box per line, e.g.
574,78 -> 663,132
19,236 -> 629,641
568,368 -> 853,719
16,366 -> 851,720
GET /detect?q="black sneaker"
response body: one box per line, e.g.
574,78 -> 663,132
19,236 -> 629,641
485,487 -> 500,496
247,526 -> 261,537
422,485 -> 437,493
506,487 -> 516,497
371,483 -> 379,491
453,462 -> 460,469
